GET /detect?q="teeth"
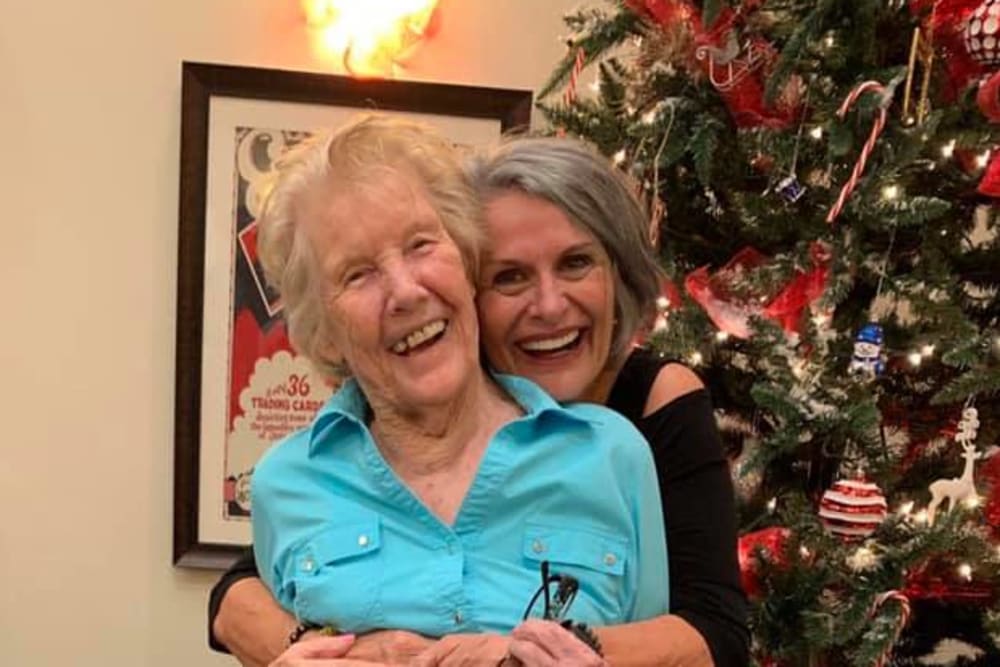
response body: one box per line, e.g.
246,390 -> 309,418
392,320 -> 446,354
521,330 -> 580,352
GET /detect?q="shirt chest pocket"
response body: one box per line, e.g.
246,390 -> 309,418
288,517 -> 384,632
522,523 -> 630,625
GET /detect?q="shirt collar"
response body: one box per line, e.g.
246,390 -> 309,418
305,373 -> 590,457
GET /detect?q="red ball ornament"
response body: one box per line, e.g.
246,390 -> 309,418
818,476 -> 888,540
737,526 -> 790,598
750,152 -> 775,174
964,0 -> 1000,68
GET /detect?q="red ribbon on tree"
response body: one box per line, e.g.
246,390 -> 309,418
980,451 -> 1000,539
685,243 -> 830,338
684,247 -> 768,339
624,0 -> 700,29
625,0 -> 800,128
903,557 -> 998,603
761,242 -> 831,332
977,70 -> 1000,121
979,150 -> 1000,196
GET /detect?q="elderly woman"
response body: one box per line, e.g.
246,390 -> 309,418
246,115 -> 667,659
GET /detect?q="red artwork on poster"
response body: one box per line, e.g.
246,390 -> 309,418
221,128 -> 334,520
173,63 -> 531,568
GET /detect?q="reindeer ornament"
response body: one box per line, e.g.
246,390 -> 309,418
927,407 -> 984,525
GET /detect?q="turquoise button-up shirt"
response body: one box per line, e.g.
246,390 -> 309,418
252,374 -> 668,636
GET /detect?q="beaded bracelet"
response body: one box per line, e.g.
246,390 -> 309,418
286,622 -> 338,648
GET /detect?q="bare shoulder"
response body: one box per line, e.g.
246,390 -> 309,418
643,363 -> 706,417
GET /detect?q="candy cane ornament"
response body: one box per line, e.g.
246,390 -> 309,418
826,81 -> 891,224
870,590 -> 912,667
563,47 -> 586,106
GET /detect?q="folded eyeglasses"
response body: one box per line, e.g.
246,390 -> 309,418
521,560 -> 603,657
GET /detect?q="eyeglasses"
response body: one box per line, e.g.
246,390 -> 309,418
522,559 -> 580,622
520,560 -> 603,657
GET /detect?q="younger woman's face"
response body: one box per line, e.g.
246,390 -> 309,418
476,191 -> 616,402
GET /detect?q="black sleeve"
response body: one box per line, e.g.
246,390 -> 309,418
637,390 -> 750,667
207,547 -> 261,653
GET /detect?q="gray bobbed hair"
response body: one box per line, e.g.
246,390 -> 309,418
467,135 -> 664,364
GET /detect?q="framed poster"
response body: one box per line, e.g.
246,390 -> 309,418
174,62 -> 532,568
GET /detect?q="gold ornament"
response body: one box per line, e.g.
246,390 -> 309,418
902,26 -> 935,126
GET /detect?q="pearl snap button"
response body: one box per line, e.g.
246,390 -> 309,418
358,534 -> 369,547
302,557 -> 315,572
531,539 -> 545,554
604,553 -> 617,567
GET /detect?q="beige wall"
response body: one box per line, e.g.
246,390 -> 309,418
0,1 -> 577,663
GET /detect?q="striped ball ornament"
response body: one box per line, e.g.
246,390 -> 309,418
818,477 -> 888,539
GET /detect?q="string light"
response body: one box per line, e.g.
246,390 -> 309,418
799,545 -> 811,559
688,351 -> 704,366
898,500 -> 915,517
809,126 -> 824,140
715,330 -> 730,342
914,509 -> 930,524
847,546 -> 877,571
941,139 -> 956,158
920,344 -> 935,357
811,312 -> 831,327
641,109 -> 657,124
908,351 -> 923,367
767,497 -> 778,513
612,149 -> 627,165
962,494 -> 981,509
823,34 -> 835,48
958,563 -> 973,581
976,150 -> 991,169
655,296 -> 671,310
882,184 -> 900,200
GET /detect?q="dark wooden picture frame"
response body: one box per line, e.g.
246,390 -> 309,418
174,61 -> 532,569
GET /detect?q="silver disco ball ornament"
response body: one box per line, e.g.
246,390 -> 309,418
965,0 -> 1000,67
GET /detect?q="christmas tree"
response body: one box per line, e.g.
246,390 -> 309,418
539,1 -> 1000,664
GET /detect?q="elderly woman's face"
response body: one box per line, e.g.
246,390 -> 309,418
301,172 -> 480,411
477,191 -> 615,403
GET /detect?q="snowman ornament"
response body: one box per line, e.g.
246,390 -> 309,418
849,322 -> 886,379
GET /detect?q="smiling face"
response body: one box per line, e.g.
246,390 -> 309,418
300,172 -> 481,416
477,191 -> 616,402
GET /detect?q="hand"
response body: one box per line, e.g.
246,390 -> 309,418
411,633 -> 509,666
268,635 -> 356,666
506,620 -> 608,667
345,630 -> 434,663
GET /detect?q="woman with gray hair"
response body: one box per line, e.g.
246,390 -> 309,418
459,135 -> 748,667
247,115 -> 668,664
